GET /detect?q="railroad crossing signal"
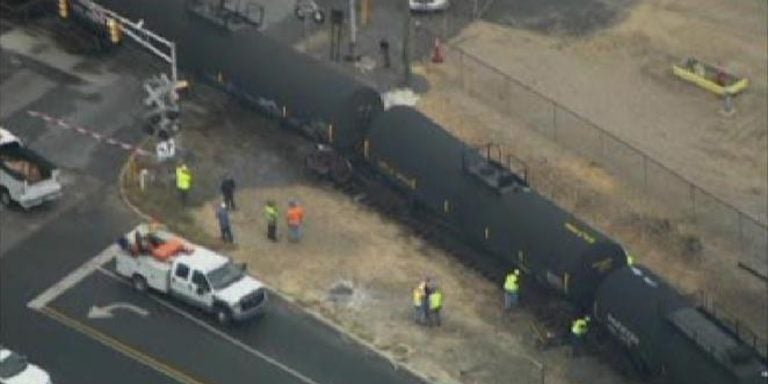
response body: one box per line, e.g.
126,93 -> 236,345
58,0 -> 69,18
106,18 -> 122,44
143,74 -> 184,138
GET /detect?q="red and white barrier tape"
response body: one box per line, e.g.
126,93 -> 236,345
27,110 -> 151,157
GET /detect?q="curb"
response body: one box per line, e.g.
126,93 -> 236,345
118,150 -> 154,222
116,153 -> 443,384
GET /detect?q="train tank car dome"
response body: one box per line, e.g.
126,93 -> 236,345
594,265 -> 767,384
94,0 -> 382,152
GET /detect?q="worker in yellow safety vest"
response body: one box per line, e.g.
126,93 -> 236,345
428,288 -> 443,327
264,200 -> 279,242
412,286 -> 426,324
571,315 -> 590,357
175,163 -> 192,205
504,269 -> 521,311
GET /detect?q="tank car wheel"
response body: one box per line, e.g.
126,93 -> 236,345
330,158 -> 352,184
305,152 -> 331,177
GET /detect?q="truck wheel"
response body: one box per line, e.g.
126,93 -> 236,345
294,5 -> 306,20
0,188 -> 11,208
132,275 -> 148,293
312,9 -> 325,24
215,306 -> 232,325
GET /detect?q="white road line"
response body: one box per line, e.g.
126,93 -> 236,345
96,267 -> 323,384
27,244 -> 119,310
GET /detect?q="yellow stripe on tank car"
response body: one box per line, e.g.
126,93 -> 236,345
484,227 -> 490,240
564,222 -> 596,244
563,273 -> 570,294
591,258 -> 614,274
328,124 -> 334,143
363,139 -> 370,160
443,199 -> 450,213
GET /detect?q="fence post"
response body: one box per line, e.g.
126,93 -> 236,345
642,155 -> 648,190
551,101 -> 557,141
599,130 -> 605,160
459,49 -> 465,88
690,184 -> 697,222
737,213 -> 744,253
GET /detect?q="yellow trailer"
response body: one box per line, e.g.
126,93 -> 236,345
672,57 -> 748,96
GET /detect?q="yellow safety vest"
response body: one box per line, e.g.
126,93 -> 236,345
264,205 -> 278,222
504,274 -> 519,293
412,287 -> 423,307
176,167 -> 191,190
571,318 -> 588,336
429,291 -> 443,310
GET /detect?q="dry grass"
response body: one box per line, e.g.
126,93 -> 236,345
123,99 -> 631,384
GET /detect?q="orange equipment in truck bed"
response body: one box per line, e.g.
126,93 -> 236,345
151,238 -> 186,261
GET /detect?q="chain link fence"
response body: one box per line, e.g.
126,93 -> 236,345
419,42 -> 767,277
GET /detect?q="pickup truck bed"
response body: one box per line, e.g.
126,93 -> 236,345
0,143 -> 54,182
0,137 -> 62,209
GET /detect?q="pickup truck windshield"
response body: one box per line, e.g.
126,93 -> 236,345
0,352 -> 28,379
207,262 -> 244,290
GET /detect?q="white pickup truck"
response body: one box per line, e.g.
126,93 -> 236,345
0,127 -> 62,209
115,227 -> 268,324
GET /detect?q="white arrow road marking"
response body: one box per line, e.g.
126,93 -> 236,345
97,267 -> 323,384
88,303 -> 150,319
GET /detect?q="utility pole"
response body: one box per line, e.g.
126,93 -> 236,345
402,0 -> 411,86
347,0 -> 357,60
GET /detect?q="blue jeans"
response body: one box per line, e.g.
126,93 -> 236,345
288,225 -> 302,242
504,291 -> 518,310
429,308 -> 442,327
414,305 -> 426,324
220,225 -> 233,243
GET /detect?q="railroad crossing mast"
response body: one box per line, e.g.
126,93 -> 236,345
58,0 -> 187,151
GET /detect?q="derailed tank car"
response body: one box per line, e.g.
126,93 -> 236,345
92,0 -> 382,152
364,107 -> 626,306
595,265 -> 768,384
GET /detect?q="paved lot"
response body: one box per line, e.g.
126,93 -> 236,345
1,18 -> 424,384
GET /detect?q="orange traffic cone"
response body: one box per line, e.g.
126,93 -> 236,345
431,38 -> 444,64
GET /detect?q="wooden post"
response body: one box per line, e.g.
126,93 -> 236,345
361,0 -> 370,26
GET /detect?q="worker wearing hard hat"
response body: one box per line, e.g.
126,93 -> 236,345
503,269 -> 521,311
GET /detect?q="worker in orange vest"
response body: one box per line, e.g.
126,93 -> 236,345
286,200 -> 305,242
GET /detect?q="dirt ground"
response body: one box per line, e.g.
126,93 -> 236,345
410,0 -> 768,346
125,90 -> 638,384
452,0 -> 768,222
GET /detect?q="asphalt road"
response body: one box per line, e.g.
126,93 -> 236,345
1,19 -> 424,384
